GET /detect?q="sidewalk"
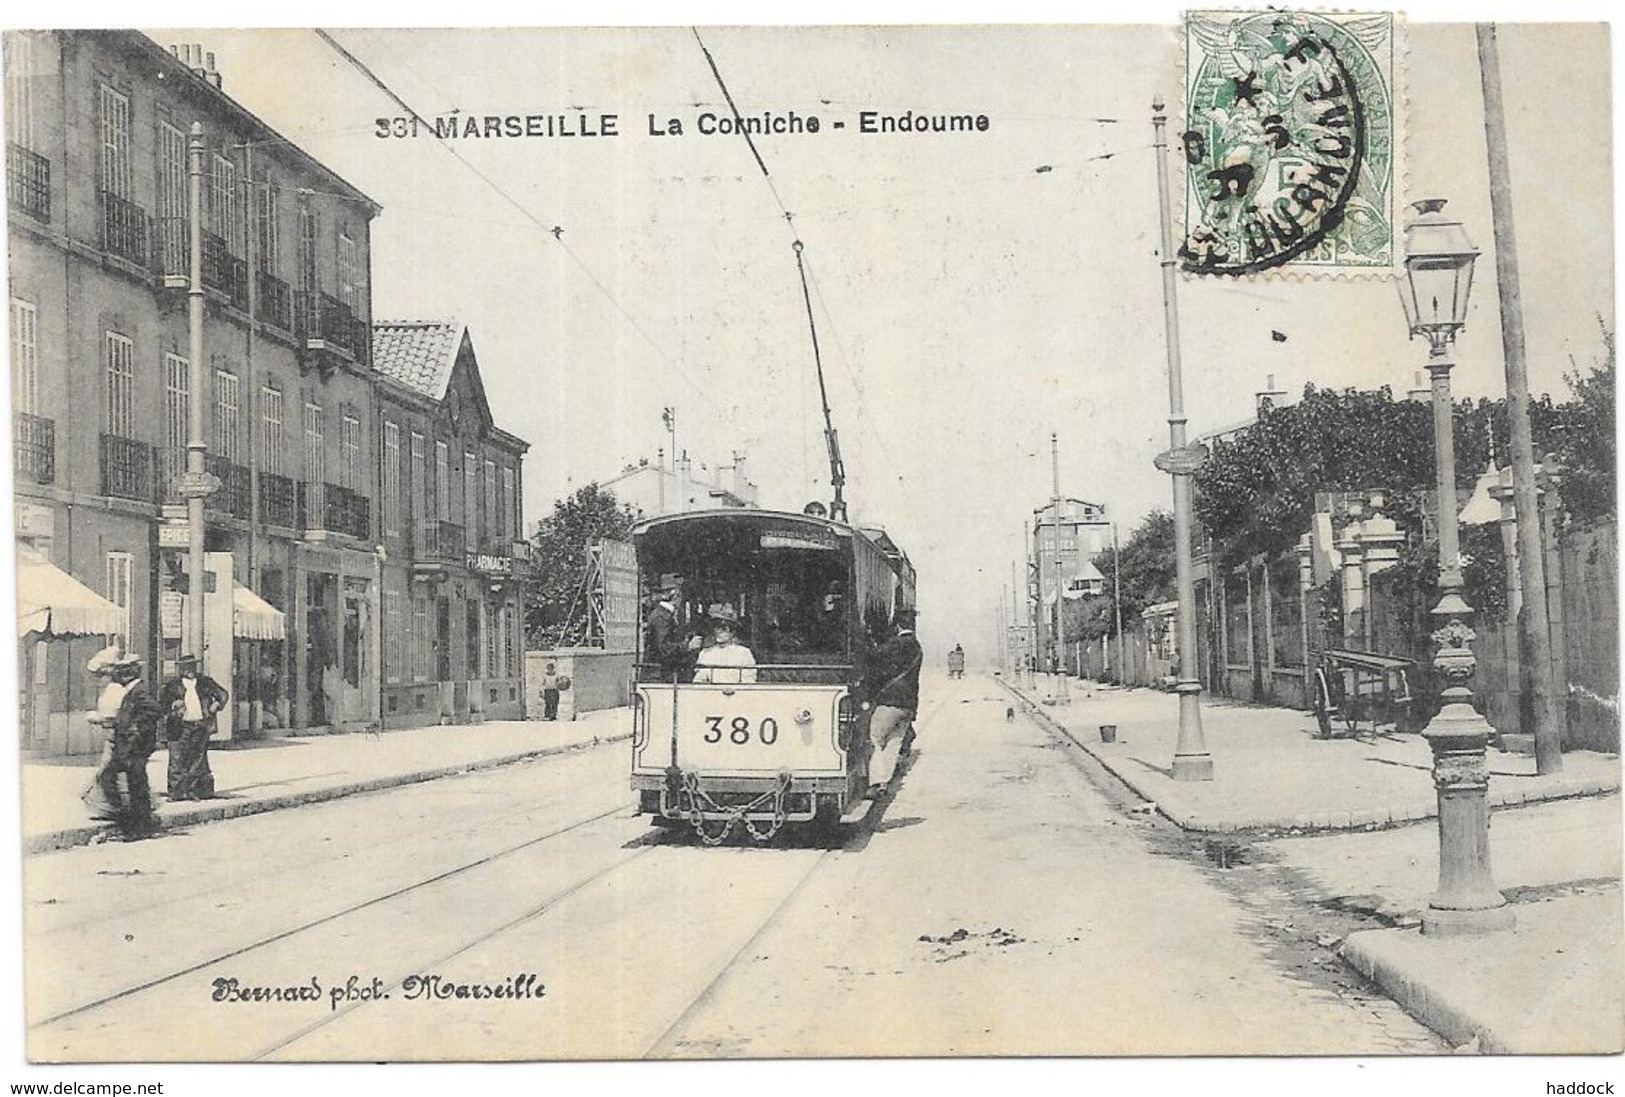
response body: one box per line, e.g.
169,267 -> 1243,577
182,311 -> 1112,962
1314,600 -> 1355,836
1003,675 -> 1624,1054
21,706 -> 633,856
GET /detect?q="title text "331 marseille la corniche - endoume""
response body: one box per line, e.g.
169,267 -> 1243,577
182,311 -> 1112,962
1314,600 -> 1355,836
374,109 -> 992,140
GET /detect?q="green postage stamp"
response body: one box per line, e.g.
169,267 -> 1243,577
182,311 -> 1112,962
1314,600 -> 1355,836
1181,11 -> 1400,277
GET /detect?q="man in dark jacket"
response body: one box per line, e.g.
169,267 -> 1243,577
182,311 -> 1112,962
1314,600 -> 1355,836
96,653 -> 164,837
862,608 -> 923,797
644,584 -> 697,680
160,655 -> 228,801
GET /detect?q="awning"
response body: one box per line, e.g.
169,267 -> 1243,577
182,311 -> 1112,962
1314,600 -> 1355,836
16,546 -> 123,639
233,583 -> 286,641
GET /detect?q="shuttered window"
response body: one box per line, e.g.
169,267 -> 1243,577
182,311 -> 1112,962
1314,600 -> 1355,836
104,332 -> 135,437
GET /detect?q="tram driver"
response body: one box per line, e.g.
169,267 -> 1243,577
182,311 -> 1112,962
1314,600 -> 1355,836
645,582 -> 700,680
693,604 -> 758,684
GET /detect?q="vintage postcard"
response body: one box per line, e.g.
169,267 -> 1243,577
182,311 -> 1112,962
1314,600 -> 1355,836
2,4 -> 1619,1084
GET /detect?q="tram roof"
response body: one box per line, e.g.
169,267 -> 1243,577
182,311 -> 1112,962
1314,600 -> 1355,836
632,508 -> 904,558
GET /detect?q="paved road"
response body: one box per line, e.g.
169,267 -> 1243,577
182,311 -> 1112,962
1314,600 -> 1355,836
24,671 -> 1442,1061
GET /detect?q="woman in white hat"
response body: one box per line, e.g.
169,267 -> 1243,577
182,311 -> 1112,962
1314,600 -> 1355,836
693,604 -> 757,685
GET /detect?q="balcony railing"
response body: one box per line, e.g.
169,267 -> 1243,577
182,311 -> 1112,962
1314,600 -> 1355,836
416,519 -> 465,561
256,270 -> 293,331
100,434 -> 154,502
7,143 -> 50,222
99,190 -> 149,267
327,484 -> 371,540
155,215 -> 187,281
260,472 -> 297,528
13,413 -> 55,484
206,454 -> 251,519
295,290 -> 368,367
202,230 -> 249,312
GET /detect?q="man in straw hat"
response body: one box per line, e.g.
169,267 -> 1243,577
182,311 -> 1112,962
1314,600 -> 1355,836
90,651 -> 164,837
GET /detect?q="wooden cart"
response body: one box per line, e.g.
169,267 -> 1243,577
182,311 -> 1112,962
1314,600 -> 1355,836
1310,648 -> 1416,738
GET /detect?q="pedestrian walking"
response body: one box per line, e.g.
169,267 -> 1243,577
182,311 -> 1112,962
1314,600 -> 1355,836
538,661 -> 570,720
81,645 -> 130,820
160,655 -> 228,801
947,643 -> 965,679
92,652 -> 164,838
862,608 -> 923,797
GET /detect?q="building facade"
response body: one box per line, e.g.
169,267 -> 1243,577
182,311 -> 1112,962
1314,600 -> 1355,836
372,320 -> 529,729
8,30 -> 381,751
1031,497 -> 1111,671
599,452 -> 757,519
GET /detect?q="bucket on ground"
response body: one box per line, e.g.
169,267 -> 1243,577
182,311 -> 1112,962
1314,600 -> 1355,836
1099,724 -> 1117,743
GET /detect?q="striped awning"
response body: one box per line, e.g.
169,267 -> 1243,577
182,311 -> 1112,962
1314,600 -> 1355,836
16,546 -> 123,639
233,583 -> 286,641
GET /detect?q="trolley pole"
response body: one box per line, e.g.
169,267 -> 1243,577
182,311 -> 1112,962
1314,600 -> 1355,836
1151,96 -> 1212,781
1050,432 -> 1069,703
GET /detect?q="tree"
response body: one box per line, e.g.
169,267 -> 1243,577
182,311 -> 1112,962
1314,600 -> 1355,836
1552,320 -> 1616,524
1087,510 -> 1177,641
523,484 -> 636,649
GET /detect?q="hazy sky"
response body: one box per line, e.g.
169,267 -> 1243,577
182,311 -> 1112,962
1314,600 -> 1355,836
149,17 -> 1613,661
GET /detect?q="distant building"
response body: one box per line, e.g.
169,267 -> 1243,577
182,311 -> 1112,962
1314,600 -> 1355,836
372,319 -> 530,728
1031,497 -> 1111,668
599,451 -> 757,519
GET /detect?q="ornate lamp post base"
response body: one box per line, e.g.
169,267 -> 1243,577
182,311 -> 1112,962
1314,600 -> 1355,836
1421,701 -> 1514,937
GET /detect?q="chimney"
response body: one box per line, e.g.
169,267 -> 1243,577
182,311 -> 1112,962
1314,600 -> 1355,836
1255,372 -> 1288,414
204,50 -> 222,90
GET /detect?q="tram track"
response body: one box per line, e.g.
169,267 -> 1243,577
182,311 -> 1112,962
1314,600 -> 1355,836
29,798 -> 635,1033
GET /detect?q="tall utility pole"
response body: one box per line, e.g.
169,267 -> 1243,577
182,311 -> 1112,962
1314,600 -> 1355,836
1151,97 -> 1212,781
1477,23 -> 1563,773
185,122 -> 209,663
1113,520 -> 1126,684
1050,432 -> 1069,702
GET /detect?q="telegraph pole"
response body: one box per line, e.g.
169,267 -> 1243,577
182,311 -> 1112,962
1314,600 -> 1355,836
1477,23 -> 1563,773
184,122 -> 211,663
1113,520 -> 1126,685
1050,432 -> 1069,703
1151,96 -> 1212,781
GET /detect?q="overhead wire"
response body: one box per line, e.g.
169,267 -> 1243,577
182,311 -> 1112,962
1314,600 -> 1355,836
311,27 -> 721,413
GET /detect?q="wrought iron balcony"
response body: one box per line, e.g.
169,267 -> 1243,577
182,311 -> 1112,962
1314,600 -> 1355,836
7,142 -> 50,222
98,190 -> 149,267
100,433 -> 154,502
260,472 -> 297,528
155,215 -> 187,283
205,454 -> 251,519
202,230 -> 249,312
12,412 -> 54,484
294,290 -> 368,372
415,518 -> 465,562
256,270 -> 293,332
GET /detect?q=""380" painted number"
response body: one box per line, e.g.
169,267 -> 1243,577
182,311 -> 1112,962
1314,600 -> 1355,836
702,716 -> 780,745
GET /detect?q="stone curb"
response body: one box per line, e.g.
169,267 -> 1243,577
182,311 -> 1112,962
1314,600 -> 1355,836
1338,928 -> 1508,1053
24,733 -> 633,857
997,679 -> 1620,834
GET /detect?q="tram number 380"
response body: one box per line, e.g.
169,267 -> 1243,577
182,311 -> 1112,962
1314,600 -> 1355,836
702,715 -> 780,746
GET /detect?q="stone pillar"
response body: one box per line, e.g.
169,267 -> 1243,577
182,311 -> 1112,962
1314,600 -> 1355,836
1337,518 -> 1366,650
1358,494 -> 1404,652
1490,470 -> 1529,753
1296,533 -> 1314,677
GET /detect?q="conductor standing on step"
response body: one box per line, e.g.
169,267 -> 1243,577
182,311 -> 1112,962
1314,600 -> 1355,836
863,608 -> 923,798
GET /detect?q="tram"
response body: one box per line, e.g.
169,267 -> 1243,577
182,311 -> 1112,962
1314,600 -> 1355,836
629,506 -> 916,842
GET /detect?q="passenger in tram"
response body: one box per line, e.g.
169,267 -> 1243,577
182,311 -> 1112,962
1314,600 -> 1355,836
693,605 -> 758,685
644,583 -> 699,680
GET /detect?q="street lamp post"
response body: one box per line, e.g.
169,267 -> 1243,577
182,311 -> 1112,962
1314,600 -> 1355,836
1150,97 -> 1211,781
1399,198 -> 1513,936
